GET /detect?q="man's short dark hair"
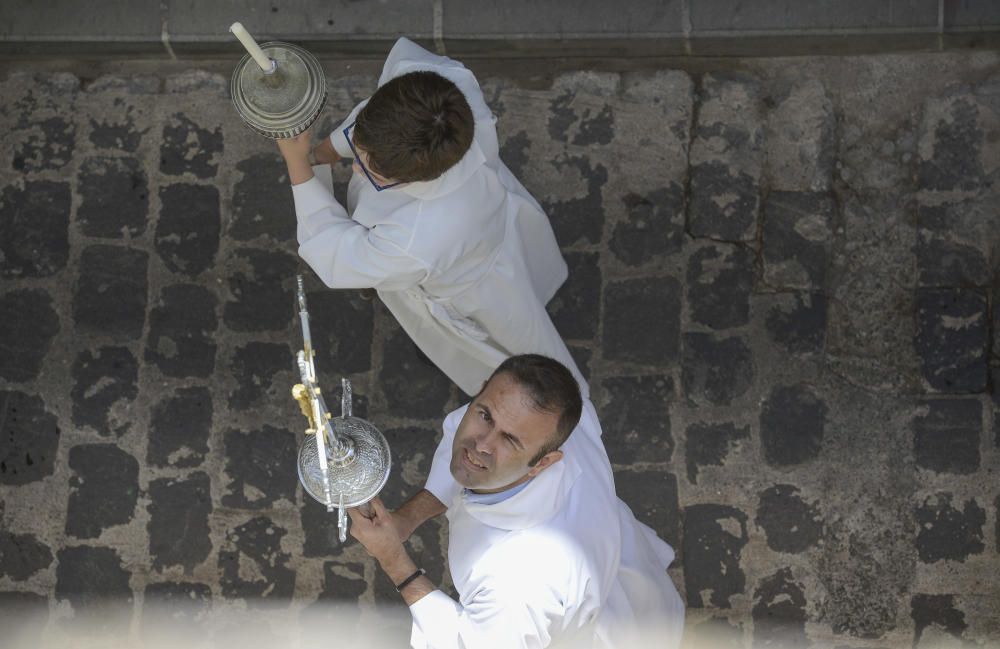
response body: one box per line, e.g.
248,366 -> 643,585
485,354 -> 583,466
353,71 -> 474,183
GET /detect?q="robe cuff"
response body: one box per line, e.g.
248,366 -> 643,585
330,127 -> 353,159
409,590 -> 462,648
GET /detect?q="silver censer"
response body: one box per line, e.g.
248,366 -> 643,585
292,276 -> 391,541
231,40 -> 327,139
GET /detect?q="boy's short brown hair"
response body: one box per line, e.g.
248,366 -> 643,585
353,71 -> 475,183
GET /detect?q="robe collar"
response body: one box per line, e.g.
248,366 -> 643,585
459,442 -> 582,531
398,136 -> 487,201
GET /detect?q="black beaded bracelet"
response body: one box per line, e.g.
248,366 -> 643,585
395,568 -> 426,593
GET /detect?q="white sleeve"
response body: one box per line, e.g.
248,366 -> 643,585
423,405 -> 467,507
409,578 -> 561,649
292,174 -> 427,290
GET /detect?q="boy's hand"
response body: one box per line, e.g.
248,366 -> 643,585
313,136 -> 341,165
276,130 -> 312,162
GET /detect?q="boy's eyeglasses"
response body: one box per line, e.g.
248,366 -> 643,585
344,122 -> 403,192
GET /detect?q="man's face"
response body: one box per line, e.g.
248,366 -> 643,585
449,372 -> 563,493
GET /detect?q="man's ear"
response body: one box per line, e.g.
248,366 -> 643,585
527,450 -> 563,477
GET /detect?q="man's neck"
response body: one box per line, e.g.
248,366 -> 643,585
469,472 -> 532,495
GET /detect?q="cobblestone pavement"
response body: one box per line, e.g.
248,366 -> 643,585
1,51 -> 1000,648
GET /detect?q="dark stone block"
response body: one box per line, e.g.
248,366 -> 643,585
548,252 -> 601,341
763,292 -> 827,356
301,497 -> 347,558
751,568 -> 809,649
760,384 -> 827,467
0,390 -> 59,485
682,333 -> 754,406
914,399 -> 981,474
307,288 -> 374,375
547,91 -> 576,142
762,191 -> 834,289
600,375 -> 674,464
70,346 -> 139,436
223,248 -> 298,332
73,245 -> 148,339
66,444 -> 139,539
379,426 -> 436,505
574,104 -> 614,146
915,493 -> 985,563
687,242 -> 754,330
0,531 -> 53,580
682,504 -> 748,608
219,516 -> 294,606
0,180 -> 71,278
317,561 -> 366,602
77,157 -> 148,238
568,346 -> 592,381
0,289 -> 60,382
231,154 -> 294,242
379,327 -> 453,418
755,485 -> 823,553
222,426 -> 298,509
499,130 -> 529,178
543,156 -> 607,246
603,277 -> 681,364
615,470 -> 680,551
609,185 -> 686,267
685,421 -> 750,484
145,284 -> 218,378
916,234 -> 990,287
918,97 -> 983,192
148,387 -> 212,468
229,342 -> 292,411
14,117 -> 75,171
915,288 -> 988,393
156,184 -> 220,276
911,594 -> 967,646
148,472 -> 213,573
302,562 -> 366,629
688,161 -> 758,242
55,546 -> 133,613
90,117 -> 142,152
160,113 -> 222,178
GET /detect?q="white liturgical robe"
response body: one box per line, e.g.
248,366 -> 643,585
291,37 -> 584,397
411,401 -> 685,649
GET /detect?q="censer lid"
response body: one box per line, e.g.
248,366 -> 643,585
298,415 -> 392,509
231,41 -> 327,139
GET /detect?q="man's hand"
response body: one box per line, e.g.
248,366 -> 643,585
313,136 -> 341,165
348,497 -> 406,565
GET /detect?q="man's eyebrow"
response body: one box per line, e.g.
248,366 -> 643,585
477,403 -> 525,449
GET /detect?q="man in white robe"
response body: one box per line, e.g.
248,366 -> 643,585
277,37 -> 584,397
348,355 -> 685,649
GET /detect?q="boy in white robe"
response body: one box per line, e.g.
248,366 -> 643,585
348,355 -> 685,649
276,38 -> 585,397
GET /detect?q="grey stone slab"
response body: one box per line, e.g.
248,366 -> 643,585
231,153 -> 294,242
913,399 -> 981,475
615,470 -> 680,552
689,0 -> 938,31
442,0 -> 683,36
763,79 -> 835,192
146,284 -> 218,378
73,245 -> 149,339
944,1 -> 1000,29
142,581 -> 212,640
684,618 -> 745,649
0,289 -> 60,382
761,191 -> 834,290
166,0 -> 434,39
599,375 -> 674,464
306,287 -> 375,375
70,346 -> 139,437
160,113 -> 223,179
157,184 -> 221,277
12,117 -> 75,172
78,157 -> 149,239
542,156 -> 607,247
148,473 -> 213,573
222,248 -> 298,332
608,185 -> 686,268
222,426 -> 298,509
0,390 -> 60,485
684,421 -> 749,485
229,342 -> 292,410
379,326 -> 453,418
751,568 -> 809,649
55,545 -> 133,618
219,516 -> 294,606
911,594 -> 967,648
66,444 -> 139,539
0,181 -> 71,279
148,387 -> 212,468
915,493 -> 986,563
686,242 -> 754,331
0,531 -> 53,581
918,90 -> 985,192
760,384 -> 827,467
682,503 -> 748,609
682,333 -> 754,407
548,252 -> 601,342
759,291 -> 827,357
755,484 -> 823,554
915,288 -> 988,393
0,0 -> 161,38
602,277 -> 681,365
0,592 -> 48,648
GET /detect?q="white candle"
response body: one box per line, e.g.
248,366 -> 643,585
229,22 -> 273,73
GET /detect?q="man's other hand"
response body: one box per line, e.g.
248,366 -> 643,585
348,497 -> 406,564
313,136 -> 341,165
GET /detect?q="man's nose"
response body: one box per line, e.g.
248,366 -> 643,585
474,432 -> 493,455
